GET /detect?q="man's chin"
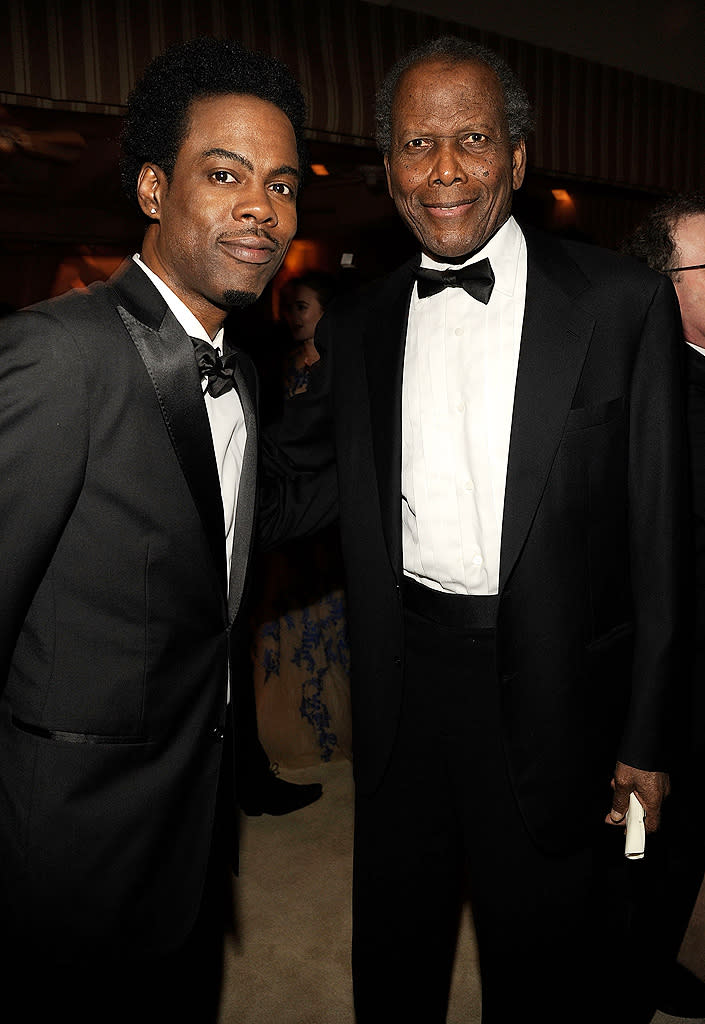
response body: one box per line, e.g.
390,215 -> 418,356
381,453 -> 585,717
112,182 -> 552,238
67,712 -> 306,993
421,234 -> 498,264
222,289 -> 259,309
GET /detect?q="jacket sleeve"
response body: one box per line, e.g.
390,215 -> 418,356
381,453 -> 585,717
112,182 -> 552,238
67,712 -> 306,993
0,309 -> 89,690
618,276 -> 690,770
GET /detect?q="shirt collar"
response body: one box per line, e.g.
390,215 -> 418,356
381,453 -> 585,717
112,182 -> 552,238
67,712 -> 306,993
132,254 -> 224,352
418,216 -> 523,298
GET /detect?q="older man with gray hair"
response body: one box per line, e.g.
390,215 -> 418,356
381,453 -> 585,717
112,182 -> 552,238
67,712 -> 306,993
312,34 -> 687,1024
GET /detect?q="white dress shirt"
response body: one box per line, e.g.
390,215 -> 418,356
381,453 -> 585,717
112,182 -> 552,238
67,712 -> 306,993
401,216 -> 527,595
133,255 -> 246,589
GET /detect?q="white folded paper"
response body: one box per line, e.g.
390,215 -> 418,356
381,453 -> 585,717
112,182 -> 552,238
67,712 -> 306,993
624,791 -> 645,860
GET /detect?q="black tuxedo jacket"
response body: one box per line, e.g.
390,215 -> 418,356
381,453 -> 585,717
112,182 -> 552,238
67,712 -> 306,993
0,259 -> 324,958
686,345 -> 705,638
316,226 -> 688,853
684,346 -> 705,770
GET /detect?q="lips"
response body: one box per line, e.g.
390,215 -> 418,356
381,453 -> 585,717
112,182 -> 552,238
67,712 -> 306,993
218,235 -> 278,265
422,199 -> 476,218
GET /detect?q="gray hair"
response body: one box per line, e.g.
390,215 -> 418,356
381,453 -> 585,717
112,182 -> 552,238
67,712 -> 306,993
375,35 -> 533,154
621,192 -> 705,278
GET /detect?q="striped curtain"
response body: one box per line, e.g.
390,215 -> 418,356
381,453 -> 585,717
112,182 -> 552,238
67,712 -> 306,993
1,0 -> 703,192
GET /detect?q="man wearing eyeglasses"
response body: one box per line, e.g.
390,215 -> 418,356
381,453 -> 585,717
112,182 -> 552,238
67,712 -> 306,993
624,193 -> 705,349
667,208 -> 705,351
623,192 -> 705,1018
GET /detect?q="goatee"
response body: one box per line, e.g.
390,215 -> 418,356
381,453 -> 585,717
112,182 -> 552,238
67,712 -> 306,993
223,289 -> 258,309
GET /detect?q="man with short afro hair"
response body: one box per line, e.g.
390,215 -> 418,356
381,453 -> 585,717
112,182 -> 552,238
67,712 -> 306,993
120,35 -> 309,209
0,34 -> 329,1024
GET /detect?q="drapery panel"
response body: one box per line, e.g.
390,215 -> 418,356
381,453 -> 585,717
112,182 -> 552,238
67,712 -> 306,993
1,0 -> 702,191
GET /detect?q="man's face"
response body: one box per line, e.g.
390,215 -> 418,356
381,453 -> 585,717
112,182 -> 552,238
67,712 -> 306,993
672,213 -> 705,350
138,93 -> 299,334
384,58 -> 526,261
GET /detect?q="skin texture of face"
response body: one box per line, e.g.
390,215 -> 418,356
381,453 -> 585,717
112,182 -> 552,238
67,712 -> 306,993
671,213 -> 705,350
384,58 -> 526,262
282,284 -> 324,344
138,93 -> 299,338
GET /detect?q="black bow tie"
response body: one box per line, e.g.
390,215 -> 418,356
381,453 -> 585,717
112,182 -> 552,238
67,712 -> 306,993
415,257 -> 495,303
190,337 -> 238,398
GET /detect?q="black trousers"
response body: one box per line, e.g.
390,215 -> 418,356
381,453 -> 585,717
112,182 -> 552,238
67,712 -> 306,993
352,583 -> 658,1024
7,720 -> 236,1024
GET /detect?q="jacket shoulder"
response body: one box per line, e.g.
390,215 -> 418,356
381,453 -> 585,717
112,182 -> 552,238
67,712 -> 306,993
523,224 -> 670,295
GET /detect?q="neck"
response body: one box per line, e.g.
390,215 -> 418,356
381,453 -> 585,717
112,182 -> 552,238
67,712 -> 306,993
139,236 -> 227,340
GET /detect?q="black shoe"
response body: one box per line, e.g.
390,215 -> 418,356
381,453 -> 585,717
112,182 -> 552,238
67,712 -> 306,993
240,763 -> 323,817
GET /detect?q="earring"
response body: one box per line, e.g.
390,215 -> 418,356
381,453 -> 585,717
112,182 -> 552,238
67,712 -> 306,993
150,207 -> 157,214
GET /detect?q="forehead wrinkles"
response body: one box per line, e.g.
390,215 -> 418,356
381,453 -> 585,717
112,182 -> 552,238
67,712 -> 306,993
675,214 -> 705,255
392,61 -> 506,141
180,96 -> 297,158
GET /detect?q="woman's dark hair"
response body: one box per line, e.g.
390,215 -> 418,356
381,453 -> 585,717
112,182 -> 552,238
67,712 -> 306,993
285,271 -> 338,309
120,36 -> 308,212
375,35 -> 533,154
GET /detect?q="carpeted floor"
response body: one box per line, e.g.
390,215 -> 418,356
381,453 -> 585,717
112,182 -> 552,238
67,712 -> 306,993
218,758 -> 704,1024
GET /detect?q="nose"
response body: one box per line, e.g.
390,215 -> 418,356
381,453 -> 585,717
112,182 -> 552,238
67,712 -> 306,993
429,139 -> 467,187
233,181 -> 278,226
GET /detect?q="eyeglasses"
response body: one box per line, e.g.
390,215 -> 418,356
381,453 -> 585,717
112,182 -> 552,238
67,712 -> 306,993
666,264 -> 705,272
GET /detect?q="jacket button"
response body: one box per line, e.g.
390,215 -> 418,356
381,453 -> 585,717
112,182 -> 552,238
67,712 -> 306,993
212,727 -> 224,741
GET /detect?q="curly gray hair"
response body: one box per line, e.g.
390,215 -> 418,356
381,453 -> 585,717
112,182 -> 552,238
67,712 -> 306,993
621,193 -> 705,277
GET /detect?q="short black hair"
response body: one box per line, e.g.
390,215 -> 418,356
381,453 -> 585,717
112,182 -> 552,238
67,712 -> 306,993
375,35 -> 533,155
120,36 -> 308,212
621,193 -> 705,278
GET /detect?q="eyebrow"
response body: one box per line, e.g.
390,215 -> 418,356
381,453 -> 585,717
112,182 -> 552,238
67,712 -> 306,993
202,148 -> 299,179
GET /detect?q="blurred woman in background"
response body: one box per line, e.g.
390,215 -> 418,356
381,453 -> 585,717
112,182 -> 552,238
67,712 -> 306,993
250,271 -> 352,768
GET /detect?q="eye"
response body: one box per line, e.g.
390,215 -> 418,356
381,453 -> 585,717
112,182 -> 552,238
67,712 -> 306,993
270,181 -> 296,198
404,138 -> 431,151
461,132 -> 489,146
210,169 -> 237,183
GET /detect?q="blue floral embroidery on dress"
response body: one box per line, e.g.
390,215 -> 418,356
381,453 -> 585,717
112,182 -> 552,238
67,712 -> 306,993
290,600 -> 349,760
260,620 -> 281,682
258,587 -> 350,761
300,670 -> 338,761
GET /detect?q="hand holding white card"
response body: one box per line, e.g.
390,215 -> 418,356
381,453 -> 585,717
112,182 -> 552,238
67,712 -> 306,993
624,791 -> 645,859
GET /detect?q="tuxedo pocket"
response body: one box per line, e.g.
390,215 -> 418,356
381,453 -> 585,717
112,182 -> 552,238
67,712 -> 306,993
563,396 -> 624,433
585,620 -> 634,655
11,715 -> 149,745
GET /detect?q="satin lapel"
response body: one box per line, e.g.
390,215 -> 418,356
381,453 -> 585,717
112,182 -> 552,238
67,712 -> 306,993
227,353 -> 258,624
499,232 -> 595,591
363,261 -> 417,579
117,301 -> 227,593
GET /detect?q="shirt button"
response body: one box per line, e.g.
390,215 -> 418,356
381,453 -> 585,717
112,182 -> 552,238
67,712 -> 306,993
457,401 -> 466,413
464,479 -> 474,492
472,553 -> 483,566
454,326 -> 464,337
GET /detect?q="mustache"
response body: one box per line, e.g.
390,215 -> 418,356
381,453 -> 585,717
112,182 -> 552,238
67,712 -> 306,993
217,228 -> 280,249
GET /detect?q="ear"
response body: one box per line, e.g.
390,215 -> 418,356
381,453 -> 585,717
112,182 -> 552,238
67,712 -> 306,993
383,153 -> 393,200
511,139 -> 527,191
136,164 -> 165,219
